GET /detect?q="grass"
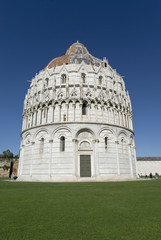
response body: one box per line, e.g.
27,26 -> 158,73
0,177 -> 10,181
0,180 -> 161,240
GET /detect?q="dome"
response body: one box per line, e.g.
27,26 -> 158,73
44,41 -> 103,70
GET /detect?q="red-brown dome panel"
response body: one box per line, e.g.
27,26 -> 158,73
43,42 -> 102,71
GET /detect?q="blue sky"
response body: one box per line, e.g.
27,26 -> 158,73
0,0 -> 161,156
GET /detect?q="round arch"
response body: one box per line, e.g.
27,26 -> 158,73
75,127 -> 96,139
34,128 -> 50,140
98,127 -> 115,136
117,130 -> 128,138
52,126 -> 73,138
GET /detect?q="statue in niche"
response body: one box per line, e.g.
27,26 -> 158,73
99,90 -> 105,101
26,137 -> 30,145
86,90 -> 92,99
70,89 -> 78,98
57,90 -> 64,100
45,94 -> 49,102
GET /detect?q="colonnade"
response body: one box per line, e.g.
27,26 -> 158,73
22,100 -> 133,131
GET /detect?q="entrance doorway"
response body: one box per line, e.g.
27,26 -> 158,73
80,155 -> 91,177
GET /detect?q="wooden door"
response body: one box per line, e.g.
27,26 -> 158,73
80,155 -> 91,177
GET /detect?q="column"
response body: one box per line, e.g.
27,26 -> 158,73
130,115 -> 133,130
52,105 -> 55,122
31,112 -> 34,127
115,141 -> 120,175
88,104 -> 91,121
121,111 -> 123,126
72,139 -> 78,177
59,104 -> 61,122
113,109 -> 115,124
35,111 -> 37,126
125,114 -> 128,128
92,139 -> 99,177
40,109 -> 43,124
127,114 -> 129,128
80,103 -> 82,121
18,147 -> 23,177
107,108 -> 109,124
133,146 -> 138,177
22,116 -> 25,130
129,115 -> 131,130
95,104 -> 98,122
26,116 -> 28,129
49,139 -> 53,179
101,106 -> 104,123
123,114 -> 126,127
30,141 -> 35,179
46,107 -> 49,123
66,103 -> 69,121
118,111 -> 121,126
73,103 -> 75,121
128,144 -> 133,176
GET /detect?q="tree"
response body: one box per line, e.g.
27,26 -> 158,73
2,149 -> 14,159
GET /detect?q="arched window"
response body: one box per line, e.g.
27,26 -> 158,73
98,76 -> 103,85
60,136 -> 65,152
40,138 -> 44,153
45,78 -> 49,86
63,114 -> 66,121
118,82 -> 123,91
121,138 -> 125,153
81,73 -> 86,83
61,74 -> 66,84
82,102 -> 87,115
105,137 -> 108,151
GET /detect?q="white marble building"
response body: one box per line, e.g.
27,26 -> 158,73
137,157 -> 161,176
18,42 -> 137,181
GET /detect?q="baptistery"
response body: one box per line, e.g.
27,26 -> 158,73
18,41 -> 137,181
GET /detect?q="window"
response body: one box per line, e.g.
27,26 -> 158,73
63,114 -> 66,121
60,136 -> 65,152
99,76 -> 103,85
105,137 -> 108,151
118,82 -> 123,91
45,78 -> 49,86
40,138 -> 44,153
82,102 -> 87,115
121,138 -> 125,153
81,73 -> 86,83
61,74 -> 66,84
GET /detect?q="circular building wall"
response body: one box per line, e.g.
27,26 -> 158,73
18,42 -> 137,181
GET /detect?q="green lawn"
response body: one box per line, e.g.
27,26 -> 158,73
0,180 -> 161,240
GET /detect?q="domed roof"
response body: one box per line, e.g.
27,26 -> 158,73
44,41 -> 103,70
